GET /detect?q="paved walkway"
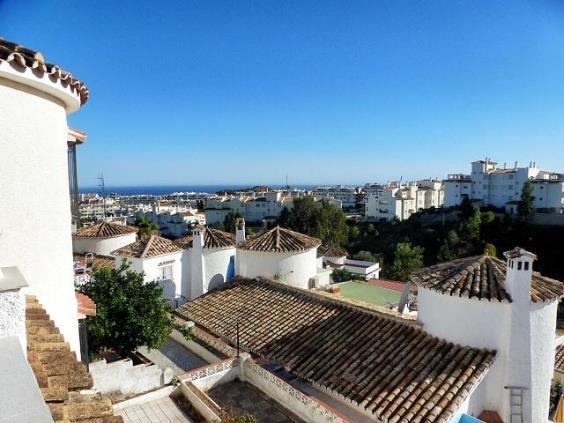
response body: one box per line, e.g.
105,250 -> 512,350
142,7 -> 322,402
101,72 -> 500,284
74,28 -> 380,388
116,396 -> 193,423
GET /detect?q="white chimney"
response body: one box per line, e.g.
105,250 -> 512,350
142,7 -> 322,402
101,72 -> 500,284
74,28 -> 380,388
235,218 -> 246,244
503,247 -> 555,423
190,225 -> 206,299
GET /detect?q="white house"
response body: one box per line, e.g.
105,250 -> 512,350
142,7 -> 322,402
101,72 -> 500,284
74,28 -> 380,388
444,158 -> 564,213
411,247 -> 564,422
0,38 -> 90,353
236,225 -> 324,289
174,226 -> 237,300
318,246 -> 381,280
111,235 -> 184,304
73,221 -> 137,255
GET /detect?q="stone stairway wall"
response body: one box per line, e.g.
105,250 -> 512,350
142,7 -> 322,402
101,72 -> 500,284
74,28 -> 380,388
25,294 -> 123,423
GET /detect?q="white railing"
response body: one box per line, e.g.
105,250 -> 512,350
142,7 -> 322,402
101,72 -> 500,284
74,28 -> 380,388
183,357 -> 238,381
245,360 -> 349,423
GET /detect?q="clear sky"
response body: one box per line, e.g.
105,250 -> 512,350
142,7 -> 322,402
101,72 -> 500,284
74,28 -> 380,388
2,1 -> 563,187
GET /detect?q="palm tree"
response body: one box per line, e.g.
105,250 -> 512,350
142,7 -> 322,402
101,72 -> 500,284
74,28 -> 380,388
134,214 -> 159,237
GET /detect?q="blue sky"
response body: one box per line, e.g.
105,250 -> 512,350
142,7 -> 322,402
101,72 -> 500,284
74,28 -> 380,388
2,1 -> 563,186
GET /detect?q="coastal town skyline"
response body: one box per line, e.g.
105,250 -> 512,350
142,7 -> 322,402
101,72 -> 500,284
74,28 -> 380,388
2,0 -> 564,186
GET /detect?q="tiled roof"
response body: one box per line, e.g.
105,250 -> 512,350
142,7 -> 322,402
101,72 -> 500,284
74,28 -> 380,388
411,254 -> 564,303
174,235 -> 194,249
238,226 -> 321,253
176,278 -> 495,422
555,345 -> 564,373
0,38 -> 89,105
202,227 -> 236,249
25,295 -> 122,422
175,228 -> 235,249
318,245 -> 347,258
111,235 -> 182,258
76,292 -> 96,317
74,222 -> 137,238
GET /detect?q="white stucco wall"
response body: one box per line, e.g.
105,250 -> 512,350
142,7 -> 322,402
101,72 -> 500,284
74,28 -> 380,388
236,248 -> 317,289
73,233 -> 137,256
0,289 -> 26,352
189,246 -> 236,299
0,74 -> 81,352
417,288 -> 511,416
114,252 -> 183,302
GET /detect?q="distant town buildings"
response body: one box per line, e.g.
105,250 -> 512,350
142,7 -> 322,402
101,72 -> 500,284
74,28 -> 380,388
365,179 -> 444,222
444,158 -> 564,214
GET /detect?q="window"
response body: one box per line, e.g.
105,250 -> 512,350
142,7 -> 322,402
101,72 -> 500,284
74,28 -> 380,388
517,261 -> 522,270
159,265 -> 173,280
524,262 -> 529,270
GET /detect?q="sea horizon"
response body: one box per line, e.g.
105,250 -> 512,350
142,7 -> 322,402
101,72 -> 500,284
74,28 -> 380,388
79,184 -> 323,196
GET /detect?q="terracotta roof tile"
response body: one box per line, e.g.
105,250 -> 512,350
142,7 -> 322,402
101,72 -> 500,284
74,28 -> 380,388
239,226 -> 321,253
0,38 -> 89,105
411,254 -> 564,303
111,235 -> 182,258
76,292 -> 96,317
318,245 -> 347,258
556,345 -> 564,373
202,227 -> 236,249
176,278 -> 495,422
74,222 -> 137,238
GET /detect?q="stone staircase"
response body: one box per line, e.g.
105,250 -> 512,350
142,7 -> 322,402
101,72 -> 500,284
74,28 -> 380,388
25,295 -> 123,423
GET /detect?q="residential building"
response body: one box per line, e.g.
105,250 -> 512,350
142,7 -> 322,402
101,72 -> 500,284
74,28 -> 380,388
311,185 -> 357,209
318,246 -> 381,280
73,221 -> 138,256
176,247 -> 564,422
111,235 -> 184,304
0,38 -> 121,422
444,158 -> 564,213
411,248 -> 562,422
365,180 -> 444,222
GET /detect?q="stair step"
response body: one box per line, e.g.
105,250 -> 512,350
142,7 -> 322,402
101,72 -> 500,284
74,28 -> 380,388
28,334 -> 64,343
30,342 -> 70,352
62,396 -> 113,420
26,319 -> 56,328
28,350 -> 77,364
41,361 -> 87,377
41,386 -> 69,402
26,310 -> 50,320
27,326 -> 60,335
48,373 -> 93,390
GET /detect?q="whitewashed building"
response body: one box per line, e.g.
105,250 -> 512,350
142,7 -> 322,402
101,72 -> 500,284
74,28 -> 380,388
365,180 -> 444,222
444,158 -> 564,213
0,38 -> 90,353
111,235 -> 184,304
73,221 -> 137,255
318,246 -> 381,280
311,186 -> 357,209
411,247 -> 564,422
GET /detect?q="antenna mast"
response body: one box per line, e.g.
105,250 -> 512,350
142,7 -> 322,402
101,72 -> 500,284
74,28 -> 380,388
97,173 -> 106,219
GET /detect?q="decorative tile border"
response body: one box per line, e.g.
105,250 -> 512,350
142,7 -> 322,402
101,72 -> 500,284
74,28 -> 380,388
191,325 -> 238,357
183,357 -> 239,381
245,360 -> 349,423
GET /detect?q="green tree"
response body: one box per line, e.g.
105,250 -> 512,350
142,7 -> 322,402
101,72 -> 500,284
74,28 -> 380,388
223,211 -> 242,233
332,268 -> 352,283
315,200 -> 348,247
390,242 -> 424,281
81,260 -> 173,356
460,207 -> 481,241
460,196 -> 474,219
135,214 -> 159,237
437,230 -> 459,262
485,243 -> 497,257
349,225 -> 361,239
277,197 -> 348,247
517,179 -> 535,221
367,224 -> 377,235
354,250 -> 379,262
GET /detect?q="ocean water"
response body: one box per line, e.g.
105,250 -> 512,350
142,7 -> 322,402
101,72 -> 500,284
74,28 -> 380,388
79,184 -> 315,196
